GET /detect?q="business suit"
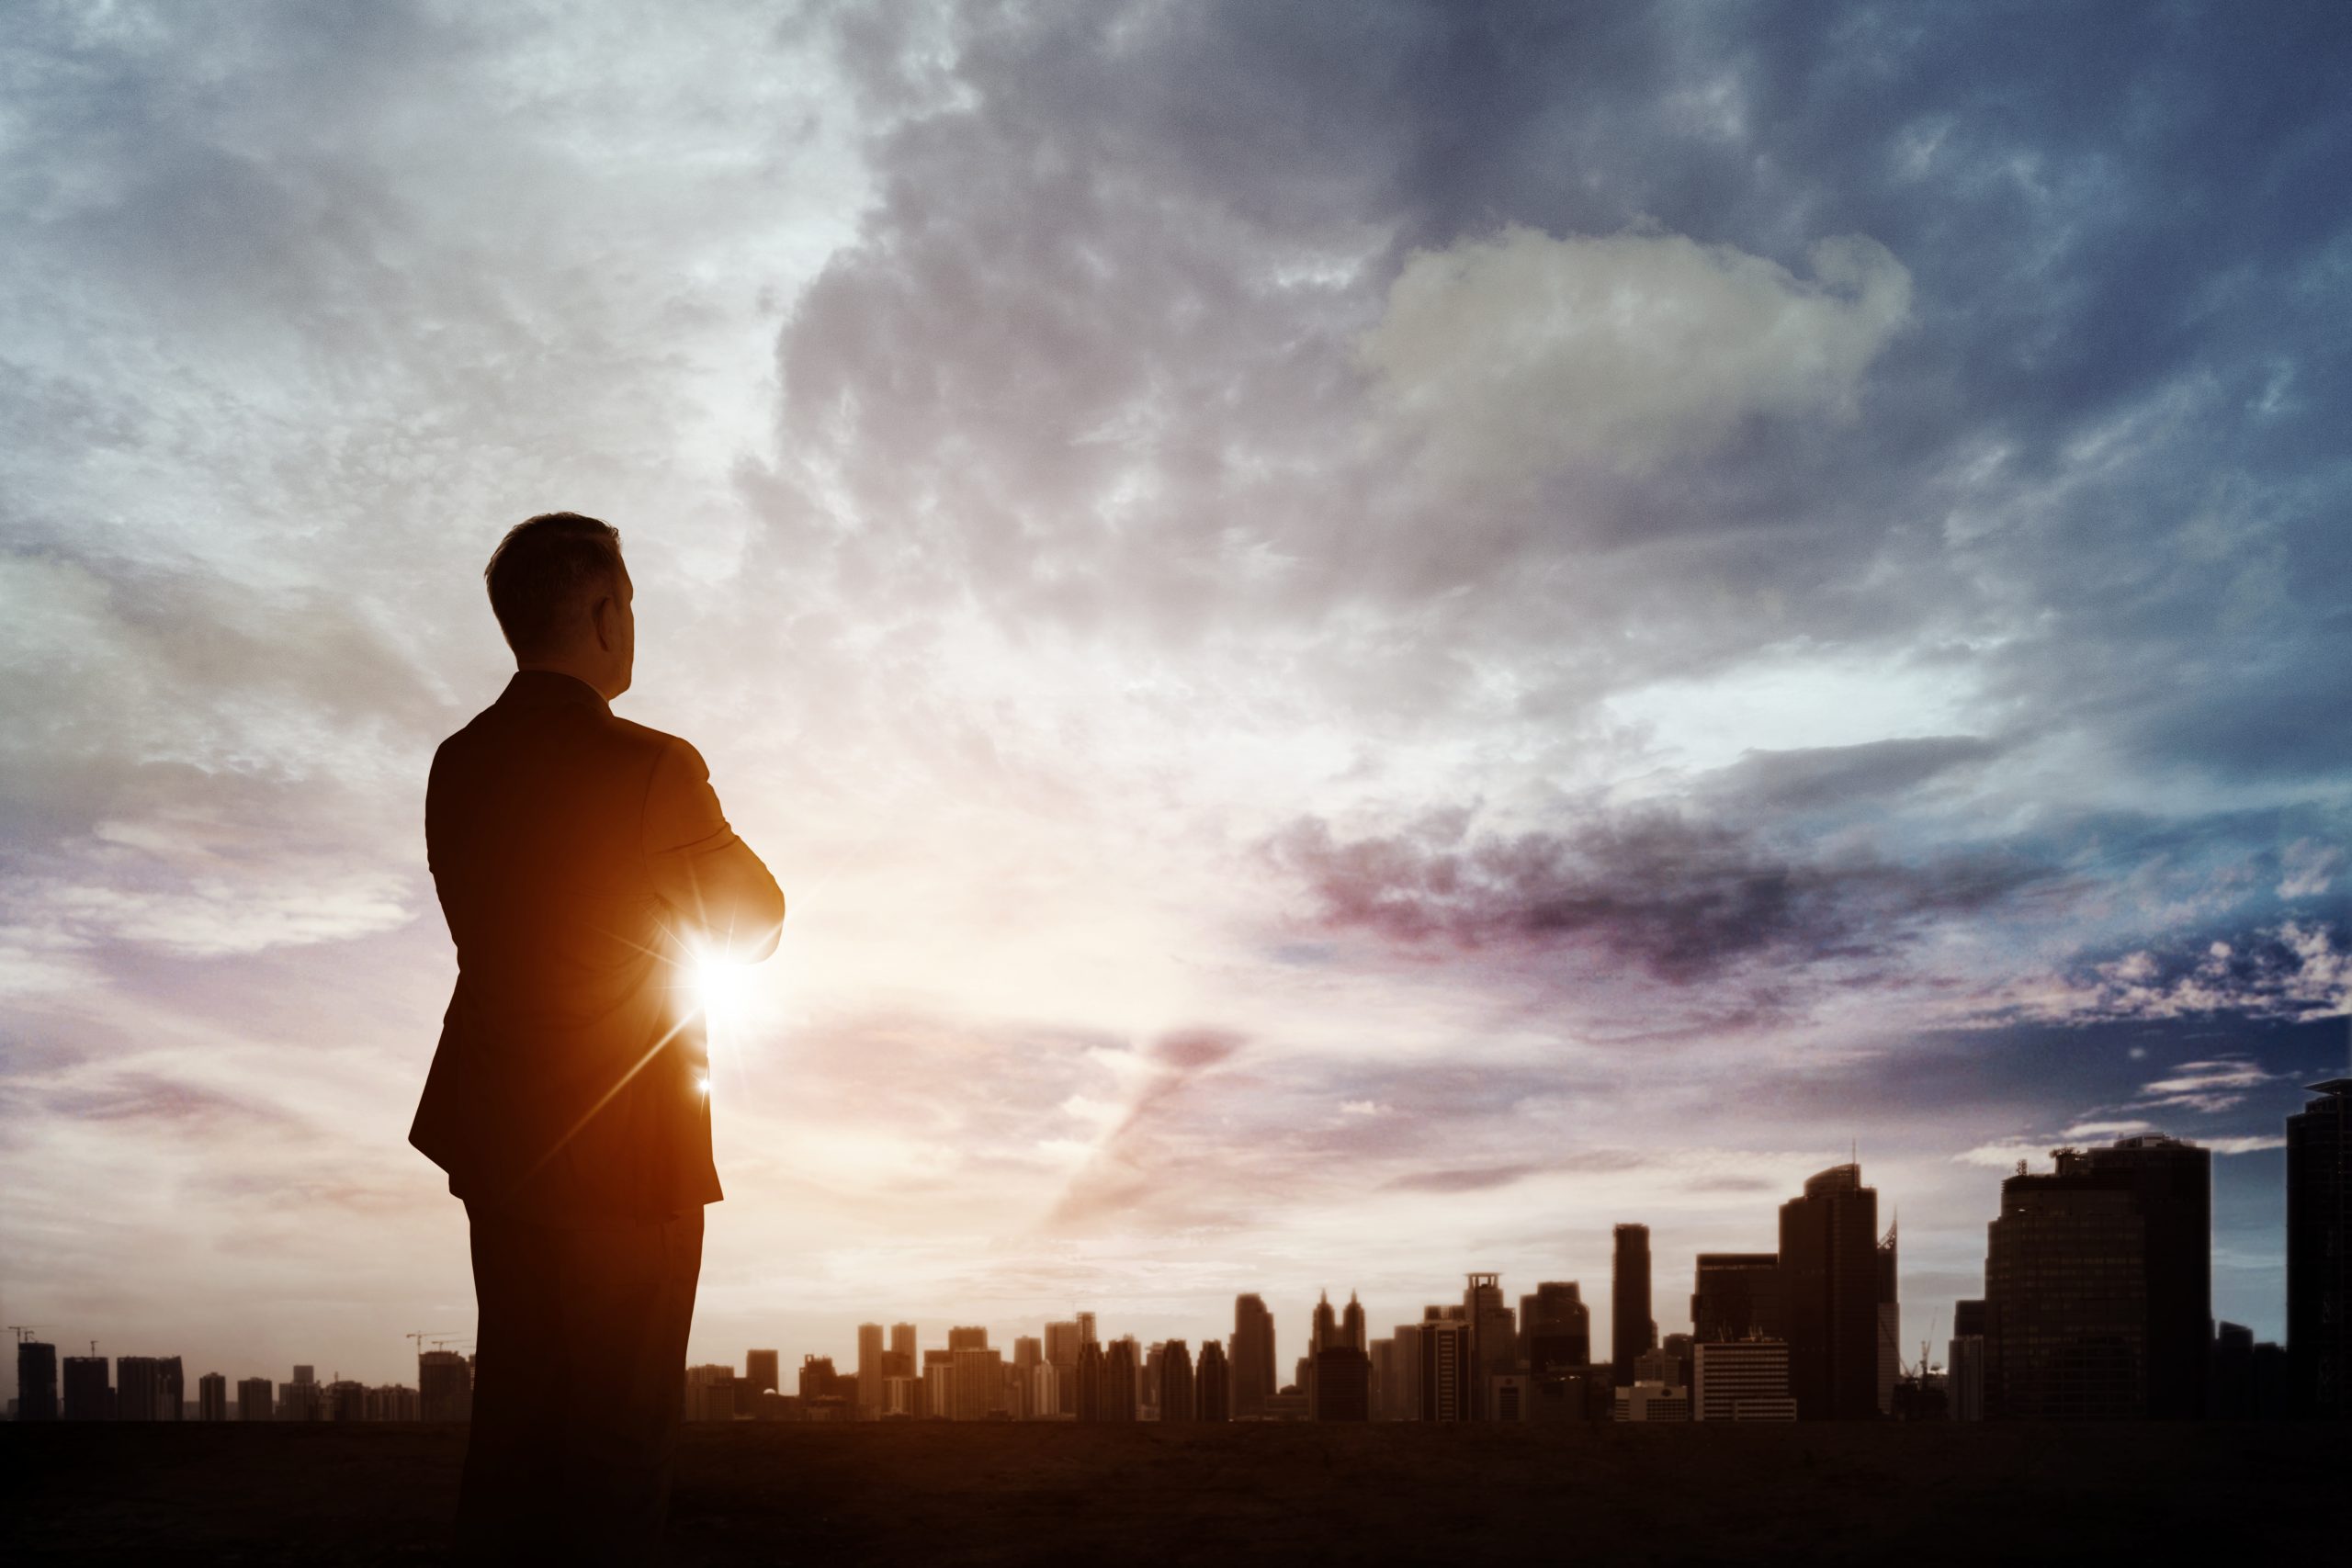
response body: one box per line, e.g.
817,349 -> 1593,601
412,669 -> 781,1560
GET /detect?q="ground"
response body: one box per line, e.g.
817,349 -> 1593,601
2,1421 -> 2337,1563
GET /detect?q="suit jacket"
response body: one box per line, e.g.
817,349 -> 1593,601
410,671 -> 784,1223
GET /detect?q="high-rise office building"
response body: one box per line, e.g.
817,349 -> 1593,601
1387,1322 -> 1423,1420
949,1346 -> 1002,1420
1046,1319 -> 1082,1415
1521,1282 -> 1590,1373
1340,1292 -> 1366,1350
746,1348 -> 780,1395
1195,1339 -> 1231,1421
1464,1272 -> 1514,1406
198,1372 -> 228,1421
1159,1340 -> 1196,1422
1012,1336 -> 1043,1370
2287,1077 -> 2349,1420
1419,1314 -> 1475,1423
922,1348 -> 953,1417
1074,1340 -> 1105,1421
419,1350 -> 471,1422
237,1377 -> 273,1421
684,1363 -> 738,1423
1982,1134 -> 2211,1420
1142,1342 -> 1166,1418
1102,1339 -> 1139,1422
1076,1312 -> 1098,1347
890,1322 -> 916,1363
1780,1164 -> 1882,1419
1692,1338 -> 1792,1421
855,1325 -> 884,1415
1611,1227 -> 1655,1386
1876,1223 -> 1901,1416
16,1341 -> 57,1421
1948,1299 -> 1985,1422
799,1355 -> 841,1401
947,1325 -> 989,1351
1310,1292 -> 1339,1355
1313,1345 -> 1370,1421
276,1365 -> 322,1423
1233,1294 -> 1275,1418
1691,1253 -> 1781,1342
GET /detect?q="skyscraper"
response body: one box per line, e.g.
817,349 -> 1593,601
1046,1319 -> 1082,1415
1340,1292 -> 1366,1350
1419,1311 -> 1475,1424
1310,1292 -> 1339,1355
1780,1164 -> 1882,1420
890,1322 -> 917,1364
1159,1339 -> 1196,1422
15,1341 -> 56,1422
1313,1345 -> 1371,1421
1074,1340 -> 1105,1421
1102,1339 -> 1139,1422
746,1348 -> 780,1396
1232,1294 -> 1275,1418
237,1376 -> 273,1420
1611,1226 -> 1655,1387
1195,1339 -> 1230,1421
949,1346 -> 1002,1420
1464,1272 -> 1514,1407
1521,1282 -> 1590,1373
856,1324 -> 885,1416
62,1357 -> 111,1421
1388,1321 -> 1423,1420
1691,1253 -> 1781,1342
115,1356 -> 174,1422
198,1372 -> 228,1421
1876,1223 -> 1901,1416
2287,1077 -> 2349,1419
1982,1134 -> 2211,1420
1948,1299 -> 1985,1422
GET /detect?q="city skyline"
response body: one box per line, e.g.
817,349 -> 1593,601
10,1100 -> 2335,1410
5,1 -> 2349,1413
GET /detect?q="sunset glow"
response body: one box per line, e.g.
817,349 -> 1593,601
2,1 -> 2346,1410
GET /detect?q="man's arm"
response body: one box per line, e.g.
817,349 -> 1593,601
643,739 -> 785,962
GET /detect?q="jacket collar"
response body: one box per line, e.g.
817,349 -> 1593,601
499,669 -> 612,715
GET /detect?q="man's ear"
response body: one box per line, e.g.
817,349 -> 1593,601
592,595 -> 615,652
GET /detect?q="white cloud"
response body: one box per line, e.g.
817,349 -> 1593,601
1361,225 -> 1911,479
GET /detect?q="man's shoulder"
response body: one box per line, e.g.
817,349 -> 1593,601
605,715 -> 703,772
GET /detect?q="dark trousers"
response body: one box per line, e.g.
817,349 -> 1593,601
457,1202 -> 704,1564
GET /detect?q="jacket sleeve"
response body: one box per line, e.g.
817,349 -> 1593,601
643,738 -> 786,962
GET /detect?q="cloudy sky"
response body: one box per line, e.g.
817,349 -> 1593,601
4,0 -> 2348,1394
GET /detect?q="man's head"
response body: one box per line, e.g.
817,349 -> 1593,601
483,512 -> 635,699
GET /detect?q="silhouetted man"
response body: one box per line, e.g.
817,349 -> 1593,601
411,513 -> 783,1562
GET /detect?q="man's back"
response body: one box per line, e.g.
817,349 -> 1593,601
412,669 -> 776,1222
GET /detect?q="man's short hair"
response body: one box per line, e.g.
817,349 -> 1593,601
483,513 -> 625,657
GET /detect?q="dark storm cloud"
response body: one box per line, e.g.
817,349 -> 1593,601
1265,808 -> 2055,985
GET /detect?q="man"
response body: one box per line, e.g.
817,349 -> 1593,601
410,513 -> 784,1561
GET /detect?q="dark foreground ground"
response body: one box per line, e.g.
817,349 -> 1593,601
3,1420 -> 2340,1564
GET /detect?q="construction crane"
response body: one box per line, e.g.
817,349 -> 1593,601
406,1330 -> 460,1357
7,1325 -> 36,1344
1900,1311 -> 1942,1378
